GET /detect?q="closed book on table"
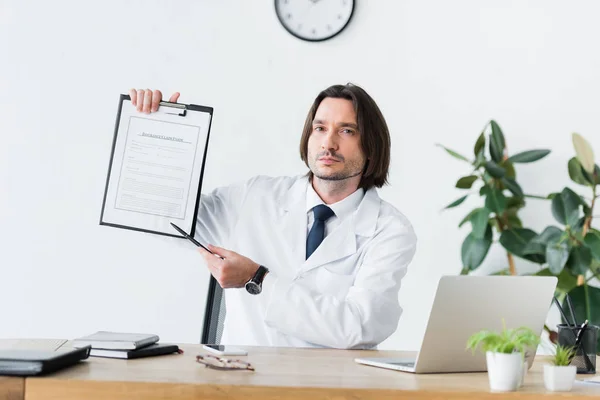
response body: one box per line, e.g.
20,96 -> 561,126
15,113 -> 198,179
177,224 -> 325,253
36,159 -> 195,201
73,331 -> 159,350
89,343 -> 180,359
0,346 -> 91,376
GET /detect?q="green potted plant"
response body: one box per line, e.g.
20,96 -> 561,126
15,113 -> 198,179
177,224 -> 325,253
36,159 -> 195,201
442,125 -> 600,350
543,344 -> 577,392
467,322 -> 541,392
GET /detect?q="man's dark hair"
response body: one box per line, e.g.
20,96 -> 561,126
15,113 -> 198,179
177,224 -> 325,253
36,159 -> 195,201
299,83 -> 391,191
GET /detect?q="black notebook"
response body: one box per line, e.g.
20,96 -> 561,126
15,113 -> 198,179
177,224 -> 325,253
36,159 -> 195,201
0,346 -> 91,376
89,343 -> 180,359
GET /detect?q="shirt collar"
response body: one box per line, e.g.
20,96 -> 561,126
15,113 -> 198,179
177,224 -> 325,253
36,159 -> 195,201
306,181 -> 365,220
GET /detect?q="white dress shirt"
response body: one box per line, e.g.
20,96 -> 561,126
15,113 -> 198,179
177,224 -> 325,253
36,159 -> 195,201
305,182 -> 365,239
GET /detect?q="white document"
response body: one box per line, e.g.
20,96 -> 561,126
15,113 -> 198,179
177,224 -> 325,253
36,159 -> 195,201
101,97 -> 212,236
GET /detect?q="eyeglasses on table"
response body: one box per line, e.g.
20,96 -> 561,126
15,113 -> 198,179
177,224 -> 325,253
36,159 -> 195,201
196,354 -> 255,371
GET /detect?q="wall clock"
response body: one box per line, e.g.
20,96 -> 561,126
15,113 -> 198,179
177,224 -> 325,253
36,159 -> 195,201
275,0 -> 355,42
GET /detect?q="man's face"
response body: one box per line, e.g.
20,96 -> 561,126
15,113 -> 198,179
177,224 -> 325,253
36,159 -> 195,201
307,97 -> 366,182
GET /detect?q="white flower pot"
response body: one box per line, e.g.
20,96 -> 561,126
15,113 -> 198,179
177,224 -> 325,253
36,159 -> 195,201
486,351 -> 524,392
520,360 -> 528,387
544,364 -> 577,392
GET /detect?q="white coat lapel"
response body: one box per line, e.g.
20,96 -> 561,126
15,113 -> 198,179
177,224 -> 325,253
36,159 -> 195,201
300,187 -> 381,274
276,177 -> 309,267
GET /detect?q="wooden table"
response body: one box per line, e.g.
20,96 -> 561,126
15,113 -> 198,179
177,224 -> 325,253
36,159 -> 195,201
2,343 -> 600,399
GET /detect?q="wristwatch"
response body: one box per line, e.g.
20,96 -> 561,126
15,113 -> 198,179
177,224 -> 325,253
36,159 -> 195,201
245,265 -> 269,295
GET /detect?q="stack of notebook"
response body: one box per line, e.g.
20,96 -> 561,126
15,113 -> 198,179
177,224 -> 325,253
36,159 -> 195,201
72,331 -> 180,359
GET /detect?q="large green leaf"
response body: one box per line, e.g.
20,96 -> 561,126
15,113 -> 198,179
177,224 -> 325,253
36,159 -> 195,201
522,240 -> 546,257
551,188 -> 581,226
474,132 -> 485,157
566,246 -> 592,275
522,227 -> 564,265
534,226 -> 564,245
546,240 -> 570,275
499,228 -> 538,257
461,226 -> 493,271
584,230 -> 600,260
484,160 -> 506,178
502,178 -> 524,197
437,144 -> 470,162
566,285 -> 600,352
485,188 -> 507,214
568,157 -> 592,186
489,120 -> 506,163
444,195 -> 469,209
456,175 -> 478,189
572,133 -> 595,174
507,149 -> 551,164
470,208 -> 491,238
459,208 -> 482,228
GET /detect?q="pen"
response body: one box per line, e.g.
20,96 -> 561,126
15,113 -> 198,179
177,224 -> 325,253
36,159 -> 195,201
553,296 -> 572,327
565,294 -> 578,326
170,222 -> 221,258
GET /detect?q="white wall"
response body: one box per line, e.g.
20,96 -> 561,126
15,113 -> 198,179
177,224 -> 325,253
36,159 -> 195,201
1,0 -> 599,350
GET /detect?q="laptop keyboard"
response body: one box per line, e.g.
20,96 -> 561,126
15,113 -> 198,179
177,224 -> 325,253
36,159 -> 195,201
391,361 -> 415,367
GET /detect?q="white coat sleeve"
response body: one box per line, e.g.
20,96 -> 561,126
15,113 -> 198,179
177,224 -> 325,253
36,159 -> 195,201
193,177 -> 258,246
263,221 -> 417,349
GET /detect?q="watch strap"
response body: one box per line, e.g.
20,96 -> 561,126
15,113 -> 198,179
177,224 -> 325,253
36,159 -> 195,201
253,265 -> 269,285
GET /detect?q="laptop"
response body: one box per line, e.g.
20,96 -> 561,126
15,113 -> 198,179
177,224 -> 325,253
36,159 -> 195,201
355,275 -> 557,374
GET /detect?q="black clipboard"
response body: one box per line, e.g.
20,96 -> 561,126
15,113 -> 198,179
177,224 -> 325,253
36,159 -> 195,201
99,94 -> 214,239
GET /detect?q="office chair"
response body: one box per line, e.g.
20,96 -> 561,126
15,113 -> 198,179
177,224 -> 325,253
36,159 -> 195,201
201,276 -> 226,344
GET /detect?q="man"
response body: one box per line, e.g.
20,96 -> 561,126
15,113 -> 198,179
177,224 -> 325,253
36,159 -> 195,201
129,83 -> 417,349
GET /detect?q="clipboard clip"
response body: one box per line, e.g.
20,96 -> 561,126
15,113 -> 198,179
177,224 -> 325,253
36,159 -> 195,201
159,101 -> 187,117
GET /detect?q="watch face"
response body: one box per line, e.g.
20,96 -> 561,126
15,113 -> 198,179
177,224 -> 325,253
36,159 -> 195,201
245,281 -> 261,295
275,0 -> 355,42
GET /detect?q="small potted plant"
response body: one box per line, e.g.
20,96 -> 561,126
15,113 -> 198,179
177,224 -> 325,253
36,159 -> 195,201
544,344 -> 577,392
467,322 -> 541,392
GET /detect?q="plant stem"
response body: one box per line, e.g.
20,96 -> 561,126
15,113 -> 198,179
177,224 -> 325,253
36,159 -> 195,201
495,214 -> 517,275
507,252 -> 516,276
523,194 -> 548,200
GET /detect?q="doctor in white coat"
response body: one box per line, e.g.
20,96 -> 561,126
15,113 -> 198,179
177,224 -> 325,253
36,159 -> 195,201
130,83 -> 417,349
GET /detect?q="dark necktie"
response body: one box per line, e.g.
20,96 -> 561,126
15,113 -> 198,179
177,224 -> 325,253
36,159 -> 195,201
306,204 -> 335,259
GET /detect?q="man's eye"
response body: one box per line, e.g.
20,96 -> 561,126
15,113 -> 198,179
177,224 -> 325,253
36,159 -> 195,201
314,126 -> 324,131
342,129 -> 354,135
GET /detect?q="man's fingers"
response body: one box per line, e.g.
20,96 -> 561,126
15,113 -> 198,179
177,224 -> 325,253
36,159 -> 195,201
169,92 -> 180,103
151,90 -> 162,112
208,244 -> 234,258
198,247 -> 225,267
136,89 -> 145,112
142,89 -> 153,113
129,88 -> 138,106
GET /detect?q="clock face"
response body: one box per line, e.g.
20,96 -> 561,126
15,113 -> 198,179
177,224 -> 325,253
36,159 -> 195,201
275,0 -> 355,42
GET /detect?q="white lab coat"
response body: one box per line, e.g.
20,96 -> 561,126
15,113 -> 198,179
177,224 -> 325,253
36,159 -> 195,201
195,175 -> 417,349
